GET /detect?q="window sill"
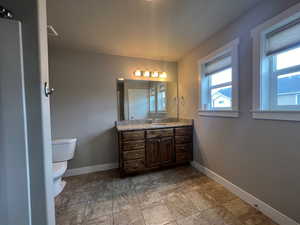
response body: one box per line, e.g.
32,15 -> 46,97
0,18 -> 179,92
252,110 -> 300,121
198,110 -> 239,118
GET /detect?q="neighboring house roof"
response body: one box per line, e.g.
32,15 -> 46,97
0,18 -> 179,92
218,87 -> 232,98
278,75 -> 300,94
215,75 -> 300,98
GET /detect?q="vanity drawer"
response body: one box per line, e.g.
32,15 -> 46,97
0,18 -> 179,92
123,150 -> 145,161
122,131 -> 145,141
175,127 -> 193,136
122,140 -> 145,151
175,136 -> 192,144
146,129 -> 173,139
175,143 -> 192,153
124,159 -> 145,172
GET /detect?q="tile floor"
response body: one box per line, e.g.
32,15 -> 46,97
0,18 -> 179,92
55,166 -> 278,225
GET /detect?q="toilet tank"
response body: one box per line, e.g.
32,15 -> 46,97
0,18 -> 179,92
52,138 -> 77,163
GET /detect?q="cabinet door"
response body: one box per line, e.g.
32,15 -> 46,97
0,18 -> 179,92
146,139 -> 161,168
160,137 -> 174,165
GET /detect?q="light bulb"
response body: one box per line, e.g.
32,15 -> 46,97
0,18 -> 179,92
144,71 -> 150,77
152,71 -> 159,78
134,70 -> 142,77
159,72 -> 167,78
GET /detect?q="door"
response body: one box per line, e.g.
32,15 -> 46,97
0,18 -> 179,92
128,89 -> 149,120
160,137 -> 174,165
146,139 -> 161,168
1,1 -> 55,225
0,18 -> 31,225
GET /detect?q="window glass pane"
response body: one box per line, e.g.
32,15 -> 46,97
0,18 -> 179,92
211,85 -> 232,108
276,46 -> 300,70
157,84 -> 166,111
149,87 -> 156,112
210,68 -> 232,86
277,71 -> 300,106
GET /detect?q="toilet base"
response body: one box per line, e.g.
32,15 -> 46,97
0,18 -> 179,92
54,178 -> 66,197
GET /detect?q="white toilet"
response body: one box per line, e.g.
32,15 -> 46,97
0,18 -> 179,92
52,138 -> 77,197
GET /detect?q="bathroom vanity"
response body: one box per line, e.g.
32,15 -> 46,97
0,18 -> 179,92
116,119 -> 193,176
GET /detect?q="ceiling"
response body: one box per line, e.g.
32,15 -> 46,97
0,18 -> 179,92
47,0 -> 262,61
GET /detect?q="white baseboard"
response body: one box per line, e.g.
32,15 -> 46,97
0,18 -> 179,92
64,163 -> 118,177
191,161 -> 299,225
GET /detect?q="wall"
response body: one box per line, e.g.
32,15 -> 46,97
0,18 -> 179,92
49,47 -> 177,169
178,0 -> 300,222
1,1 -> 55,225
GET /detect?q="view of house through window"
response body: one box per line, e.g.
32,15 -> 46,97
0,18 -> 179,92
210,68 -> 232,108
271,46 -> 300,107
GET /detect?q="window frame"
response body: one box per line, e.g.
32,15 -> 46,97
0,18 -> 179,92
149,82 -> 168,114
198,39 -> 240,118
252,2 -> 300,121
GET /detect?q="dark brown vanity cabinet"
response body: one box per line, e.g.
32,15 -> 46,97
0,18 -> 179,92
118,126 -> 193,176
146,136 -> 174,168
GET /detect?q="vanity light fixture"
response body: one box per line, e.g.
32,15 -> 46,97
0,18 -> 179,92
144,71 -> 150,77
134,70 -> 142,77
152,71 -> 159,78
118,78 -> 124,81
159,72 -> 167,79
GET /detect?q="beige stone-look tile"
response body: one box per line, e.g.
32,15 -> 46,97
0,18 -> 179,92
64,175 -> 89,189
114,178 -> 135,194
55,192 -> 71,209
56,167 -> 278,225
205,185 -> 238,204
242,211 -> 278,225
84,214 -> 113,225
113,190 -> 140,212
164,221 -> 178,225
68,191 -> 94,206
223,198 -> 258,219
183,188 -> 216,212
176,213 -> 210,225
137,189 -> 163,208
157,180 -> 182,196
131,171 -> 164,187
163,191 -> 199,220
56,203 -> 87,225
113,205 -> 145,225
142,202 -> 173,225
198,179 -> 223,192
85,199 -> 113,221
180,175 -> 211,191
90,188 -> 113,203
200,206 -> 242,225
56,190 -> 94,209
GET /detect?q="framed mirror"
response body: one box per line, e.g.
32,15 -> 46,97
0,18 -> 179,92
117,79 -> 178,121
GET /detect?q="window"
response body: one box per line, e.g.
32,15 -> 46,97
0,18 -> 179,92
157,83 -> 167,112
252,3 -> 300,121
199,39 -> 239,118
210,68 -> 232,109
149,83 -> 167,113
149,86 -> 156,113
